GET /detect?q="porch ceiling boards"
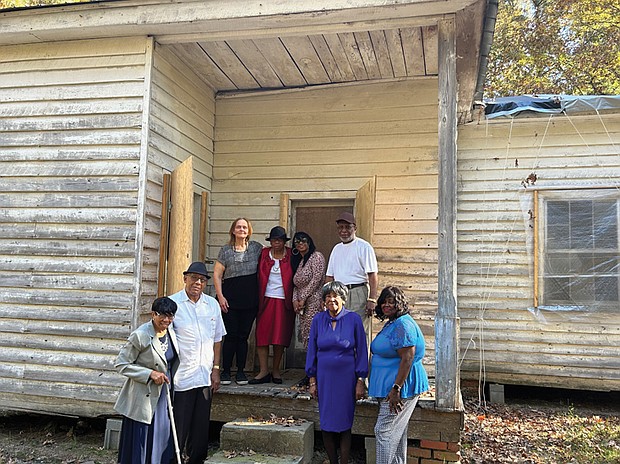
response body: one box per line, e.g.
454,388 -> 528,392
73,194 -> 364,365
167,26 -> 439,92
0,0 -> 486,119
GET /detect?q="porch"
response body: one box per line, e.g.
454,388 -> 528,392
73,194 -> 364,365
211,369 -> 462,444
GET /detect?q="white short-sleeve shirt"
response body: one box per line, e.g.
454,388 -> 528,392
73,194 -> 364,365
169,289 -> 226,392
326,237 -> 378,284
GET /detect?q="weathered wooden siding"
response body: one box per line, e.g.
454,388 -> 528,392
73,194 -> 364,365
144,43 -> 216,309
212,79 -> 439,373
0,37 -> 149,415
458,113 -> 620,391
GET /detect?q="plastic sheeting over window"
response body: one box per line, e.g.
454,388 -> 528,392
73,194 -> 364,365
485,95 -> 620,119
532,189 -> 619,318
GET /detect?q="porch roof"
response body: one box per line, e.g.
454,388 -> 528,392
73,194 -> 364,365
0,0 -> 487,120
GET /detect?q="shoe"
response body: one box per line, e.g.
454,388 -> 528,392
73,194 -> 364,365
248,373 -> 272,385
272,376 -> 283,384
220,371 -> 232,385
235,371 -> 248,385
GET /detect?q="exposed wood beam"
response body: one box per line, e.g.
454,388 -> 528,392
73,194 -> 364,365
131,37 -> 154,330
156,15 -> 447,45
456,0 -> 487,123
0,0 -> 480,45
435,16 -> 460,411
157,173 -> 171,298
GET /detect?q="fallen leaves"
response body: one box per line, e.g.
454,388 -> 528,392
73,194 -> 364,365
247,414 -> 308,427
223,449 -> 256,459
462,398 -> 620,464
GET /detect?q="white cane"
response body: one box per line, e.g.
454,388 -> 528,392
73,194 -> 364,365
165,383 -> 183,464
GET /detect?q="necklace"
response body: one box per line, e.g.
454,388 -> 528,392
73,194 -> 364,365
159,333 -> 169,353
269,250 -> 283,272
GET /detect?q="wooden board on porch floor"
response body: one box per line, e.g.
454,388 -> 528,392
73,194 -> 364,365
212,369 -> 462,443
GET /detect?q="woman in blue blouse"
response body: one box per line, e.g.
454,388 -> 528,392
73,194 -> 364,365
368,286 -> 429,464
305,281 -> 368,464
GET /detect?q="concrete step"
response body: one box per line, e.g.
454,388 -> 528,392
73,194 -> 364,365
219,417 -> 314,464
206,451 -> 303,463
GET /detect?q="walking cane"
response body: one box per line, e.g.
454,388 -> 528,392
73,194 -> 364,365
165,383 -> 183,464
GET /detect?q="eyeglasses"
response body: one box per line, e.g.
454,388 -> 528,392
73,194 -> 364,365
293,237 -> 308,245
187,274 -> 208,283
155,313 -> 175,320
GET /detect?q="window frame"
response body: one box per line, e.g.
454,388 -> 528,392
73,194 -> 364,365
535,188 -> 620,311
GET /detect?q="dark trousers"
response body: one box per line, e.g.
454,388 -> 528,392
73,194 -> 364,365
222,306 -> 257,373
173,387 -> 212,464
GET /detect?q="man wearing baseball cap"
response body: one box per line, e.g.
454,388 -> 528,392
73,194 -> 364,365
326,212 -> 379,327
169,261 -> 226,463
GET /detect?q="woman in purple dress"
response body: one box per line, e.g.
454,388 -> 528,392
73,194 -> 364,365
305,281 -> 368,464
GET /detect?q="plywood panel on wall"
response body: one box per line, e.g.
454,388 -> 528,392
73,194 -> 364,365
457,113 -> 620,391
212,78 -> 439,373
0,37 -> 148,417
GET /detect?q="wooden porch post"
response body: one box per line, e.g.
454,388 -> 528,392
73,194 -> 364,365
435,16 -> 460,411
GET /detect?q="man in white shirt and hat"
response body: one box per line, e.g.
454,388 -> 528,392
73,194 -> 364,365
326,212 -> 379,334
169,261 -> 226,464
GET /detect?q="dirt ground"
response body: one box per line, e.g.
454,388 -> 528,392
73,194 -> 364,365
0,412 -> 365,464
1,387 -> 618,464
461,386 -> 620,464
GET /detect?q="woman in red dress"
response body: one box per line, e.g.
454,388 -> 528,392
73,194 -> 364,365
250,226 -> 295,384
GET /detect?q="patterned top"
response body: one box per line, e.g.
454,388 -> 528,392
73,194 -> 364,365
216,241 -> 263,279
293,251 -> 326,347
292,251 -> 326,304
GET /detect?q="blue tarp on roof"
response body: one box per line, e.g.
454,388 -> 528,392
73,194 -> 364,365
485,95 -> 620,119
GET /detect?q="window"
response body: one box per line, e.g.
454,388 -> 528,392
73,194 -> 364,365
539,190 -> 619,309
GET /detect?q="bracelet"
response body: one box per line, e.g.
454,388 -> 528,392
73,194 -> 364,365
213,365 -> 220,370
367,298 -> 377,303
357,377 -> 365,382
392,383 -> 401,392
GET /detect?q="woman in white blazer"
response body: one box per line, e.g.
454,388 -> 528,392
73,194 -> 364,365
114,297 -> 179,464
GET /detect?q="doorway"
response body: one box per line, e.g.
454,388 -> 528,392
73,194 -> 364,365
286,201 -> 353,369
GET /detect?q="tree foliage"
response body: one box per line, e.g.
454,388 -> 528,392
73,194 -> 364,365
486,0 -> 620,97
0,0 -> 88,9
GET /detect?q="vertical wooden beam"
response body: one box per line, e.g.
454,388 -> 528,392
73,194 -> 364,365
533,190 -> 539,307
131,36 -> 154,330
157,173 -> 171,297
279,193 -> 290,230
198,191 -> 209,262
435,16 -> 460,411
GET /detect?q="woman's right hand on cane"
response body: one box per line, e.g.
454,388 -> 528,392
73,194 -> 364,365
149,370 -> 169,385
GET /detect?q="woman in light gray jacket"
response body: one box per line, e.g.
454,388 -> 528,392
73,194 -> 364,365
114,297 -> 179,464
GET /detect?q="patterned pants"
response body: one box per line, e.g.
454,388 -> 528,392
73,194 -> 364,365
374,395 -> 420,464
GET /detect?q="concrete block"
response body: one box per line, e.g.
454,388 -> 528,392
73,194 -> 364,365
489,384 -> 505,404
103,418 -> 123,450
365,436 -> 376,464
220,418 -> 314,464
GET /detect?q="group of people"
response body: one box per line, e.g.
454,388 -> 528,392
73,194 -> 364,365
113,212 -> 429,464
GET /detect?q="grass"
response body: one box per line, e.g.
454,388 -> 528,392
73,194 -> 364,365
536,407 -> 620,464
